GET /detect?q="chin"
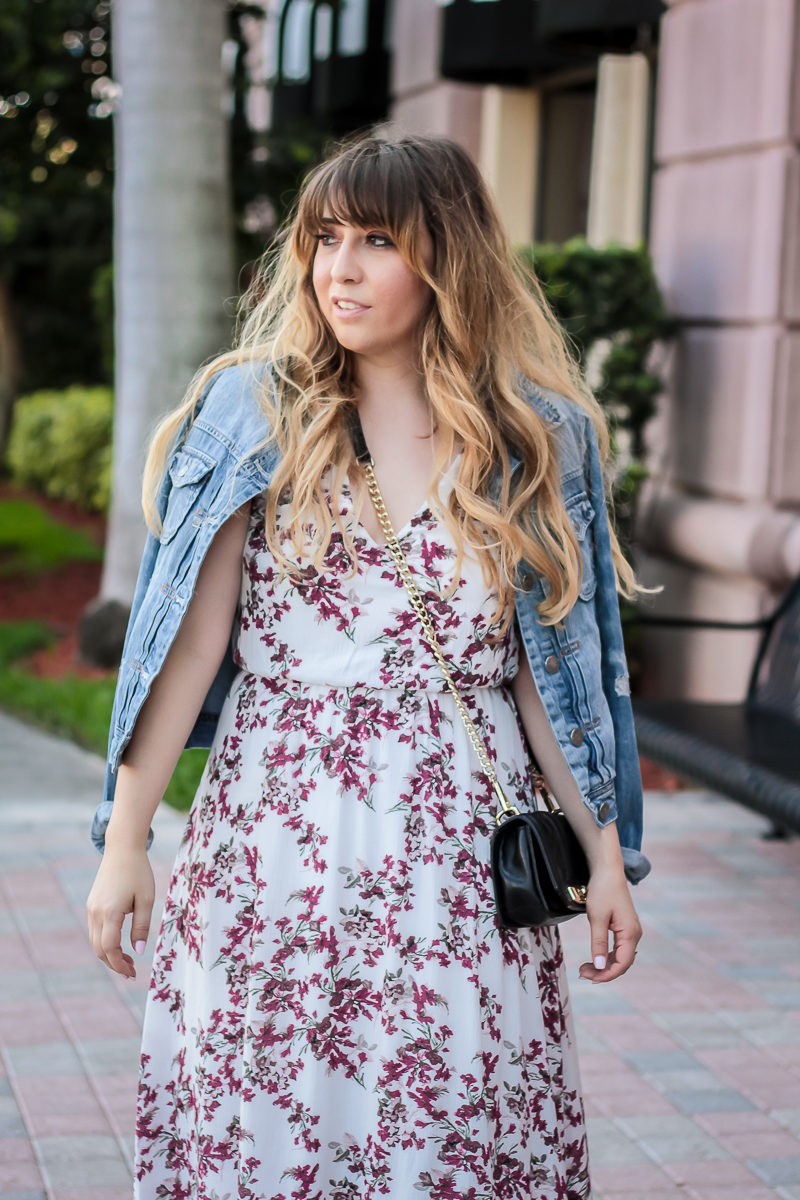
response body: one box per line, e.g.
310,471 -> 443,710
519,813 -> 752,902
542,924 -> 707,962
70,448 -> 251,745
331,333 -> 366,355
332,331 -> 379,355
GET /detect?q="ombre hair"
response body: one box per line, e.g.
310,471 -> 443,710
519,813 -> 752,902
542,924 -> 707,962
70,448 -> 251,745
142,133 -> 643,629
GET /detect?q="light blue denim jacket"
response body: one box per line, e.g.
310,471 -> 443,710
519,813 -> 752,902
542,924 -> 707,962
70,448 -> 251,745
90,363 -> 651,884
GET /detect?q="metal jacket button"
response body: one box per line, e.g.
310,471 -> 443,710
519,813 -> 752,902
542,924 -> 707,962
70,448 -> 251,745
520,573 -> 534,592
569,727 -> 584,746
544,655 -> 560,674
598,801 -> 610,821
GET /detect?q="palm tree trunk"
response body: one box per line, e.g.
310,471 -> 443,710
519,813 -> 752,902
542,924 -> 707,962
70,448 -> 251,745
82,0 -> 234,663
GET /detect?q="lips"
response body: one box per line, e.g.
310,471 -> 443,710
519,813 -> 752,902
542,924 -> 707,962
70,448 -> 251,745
332,297 -> 370,314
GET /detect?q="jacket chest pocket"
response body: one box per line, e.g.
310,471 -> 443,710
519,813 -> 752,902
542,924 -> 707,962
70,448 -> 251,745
159,448 -> 217,544
566,492 -> 597,601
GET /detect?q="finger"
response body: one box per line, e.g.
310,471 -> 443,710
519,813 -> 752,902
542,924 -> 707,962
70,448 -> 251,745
88,905 -> 134,978
86,908 -> 98,954
101,911 -> 135,978
87,909 -> 109,965
89,929 -> 115,976
593,946 -> 633,983
589,913 -> 610,972
131,891 -> 154,957
585,928 -> 641,983
604,927 -> 640,979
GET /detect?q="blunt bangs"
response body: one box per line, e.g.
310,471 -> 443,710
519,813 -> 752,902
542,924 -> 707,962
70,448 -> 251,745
297,141 -> 429,263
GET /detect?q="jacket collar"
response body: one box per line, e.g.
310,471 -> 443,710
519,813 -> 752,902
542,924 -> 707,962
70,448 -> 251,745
241,367 -> 565,481
507,376 -> 565,475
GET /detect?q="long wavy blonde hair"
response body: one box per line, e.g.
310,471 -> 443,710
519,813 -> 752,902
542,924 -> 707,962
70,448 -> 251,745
142,132 -> 641,630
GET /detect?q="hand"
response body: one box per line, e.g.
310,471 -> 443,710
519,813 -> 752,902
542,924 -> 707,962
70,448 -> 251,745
578,864 -> 642,985
86,845 -> 155,979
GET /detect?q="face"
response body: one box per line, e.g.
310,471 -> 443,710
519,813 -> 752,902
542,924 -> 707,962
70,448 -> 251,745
311,215 -> 434,366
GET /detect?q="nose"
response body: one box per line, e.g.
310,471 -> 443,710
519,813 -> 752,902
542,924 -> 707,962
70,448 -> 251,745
330,236 -> 362,284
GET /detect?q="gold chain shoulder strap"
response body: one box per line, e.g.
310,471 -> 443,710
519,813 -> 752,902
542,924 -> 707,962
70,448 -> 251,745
351,420 -> 557,827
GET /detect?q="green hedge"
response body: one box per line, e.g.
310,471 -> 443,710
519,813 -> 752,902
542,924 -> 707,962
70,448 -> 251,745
516,237 -> 679,555
518,238 -> 678,457
6,385 -> 113,512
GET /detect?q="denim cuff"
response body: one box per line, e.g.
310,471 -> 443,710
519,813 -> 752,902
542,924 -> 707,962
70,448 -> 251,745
90,799 -> 154,854
621,845 -> 652,884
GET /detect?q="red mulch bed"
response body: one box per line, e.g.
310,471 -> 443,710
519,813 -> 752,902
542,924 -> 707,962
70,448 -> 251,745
0,482 -> 108,679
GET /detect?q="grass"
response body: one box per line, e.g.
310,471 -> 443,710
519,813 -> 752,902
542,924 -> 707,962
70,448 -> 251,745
0,619 -> 206,811
0,619 -> 55,664
0,498 -> 103,574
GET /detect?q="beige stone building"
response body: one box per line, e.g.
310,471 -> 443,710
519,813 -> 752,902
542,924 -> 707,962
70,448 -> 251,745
263,0 -> 800,703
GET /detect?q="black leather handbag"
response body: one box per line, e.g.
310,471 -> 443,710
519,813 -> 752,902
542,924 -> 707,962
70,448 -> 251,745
490,808 -> 590,928
352,418 -> 590,929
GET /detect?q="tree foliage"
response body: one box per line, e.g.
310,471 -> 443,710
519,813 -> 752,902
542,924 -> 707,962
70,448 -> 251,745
0,0 -> 114,392
0,0 -> 333,394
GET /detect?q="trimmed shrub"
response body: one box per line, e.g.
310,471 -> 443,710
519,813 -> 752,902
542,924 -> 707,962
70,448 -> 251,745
516,237 -> 679,554
6,385 -> 113,512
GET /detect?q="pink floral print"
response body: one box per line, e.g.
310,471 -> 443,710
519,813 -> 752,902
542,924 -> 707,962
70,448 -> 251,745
135,464 -> 591,1199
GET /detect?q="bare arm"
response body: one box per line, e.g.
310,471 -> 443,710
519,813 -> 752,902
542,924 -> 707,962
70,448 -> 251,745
511,649 -> 642,983
86,501 -> 251,977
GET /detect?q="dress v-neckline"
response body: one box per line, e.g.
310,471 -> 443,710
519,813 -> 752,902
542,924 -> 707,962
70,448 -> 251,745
342,450 -> 463,550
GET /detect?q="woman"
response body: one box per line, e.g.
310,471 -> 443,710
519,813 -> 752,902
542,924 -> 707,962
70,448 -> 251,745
87,133 -> 649,1200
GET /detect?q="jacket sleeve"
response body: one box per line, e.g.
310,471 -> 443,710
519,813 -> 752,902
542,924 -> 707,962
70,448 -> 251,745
583,413 -> 651,883
90,521 -> 161,853
90,383 -> 214,853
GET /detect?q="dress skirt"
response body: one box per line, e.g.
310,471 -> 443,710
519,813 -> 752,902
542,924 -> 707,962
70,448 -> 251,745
134,469 -> 591,1200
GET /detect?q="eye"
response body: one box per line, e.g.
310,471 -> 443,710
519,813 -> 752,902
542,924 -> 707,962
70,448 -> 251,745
313,232 -> 338,247
367,232 -> 394,248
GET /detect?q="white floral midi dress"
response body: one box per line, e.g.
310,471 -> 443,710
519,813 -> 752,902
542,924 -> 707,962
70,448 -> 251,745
135,458 -> 591,1200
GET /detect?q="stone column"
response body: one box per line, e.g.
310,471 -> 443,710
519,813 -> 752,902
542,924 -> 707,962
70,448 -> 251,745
587,52 -> 651,247
640,0 -> 800,700
479,86 -> 539,244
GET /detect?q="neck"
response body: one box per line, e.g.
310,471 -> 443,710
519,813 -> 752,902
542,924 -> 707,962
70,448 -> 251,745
353,356 -> 430,434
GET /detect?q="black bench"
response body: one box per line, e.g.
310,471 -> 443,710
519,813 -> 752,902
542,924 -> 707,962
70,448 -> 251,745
630,576 -> 800,835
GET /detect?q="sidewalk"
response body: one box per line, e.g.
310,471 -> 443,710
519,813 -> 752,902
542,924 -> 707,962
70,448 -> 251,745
0,711 -> 798,1200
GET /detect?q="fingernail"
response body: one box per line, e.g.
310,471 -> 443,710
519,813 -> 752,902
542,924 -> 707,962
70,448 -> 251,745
593,955 -> 607,970
135,940 -> 146,955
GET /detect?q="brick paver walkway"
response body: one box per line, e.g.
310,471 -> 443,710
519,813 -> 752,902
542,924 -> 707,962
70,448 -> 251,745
1,710 -> 798,1199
